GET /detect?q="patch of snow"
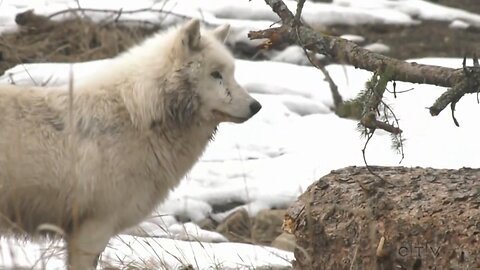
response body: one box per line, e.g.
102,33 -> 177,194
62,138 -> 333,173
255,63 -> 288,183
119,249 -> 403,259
340,34 -> 366,44
166,222 -> 228,242
196,0 -> 417,26
1,236 -> 293,269
270,45 -> 310,66
335,0 -> 480,27
0,237 -> 65,269
1,0 -> 480,39
0,59 -> 112,87
449,19 -> 470,29
157,197 -> 213,223
363,42 -> 391,54
105,236 -> 294,270
301,1 -> 416,26
277,94 -> 331,115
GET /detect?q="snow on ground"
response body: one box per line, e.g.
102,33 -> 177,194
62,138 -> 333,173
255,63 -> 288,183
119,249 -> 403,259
340,34 -> 366,44
449,19 -> 471,29
1,236 -> 293,269
363,42 -> 391,54
1,0 -> 480,269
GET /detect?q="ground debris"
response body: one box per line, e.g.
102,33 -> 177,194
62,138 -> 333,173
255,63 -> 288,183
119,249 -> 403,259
0,10 -> 159,76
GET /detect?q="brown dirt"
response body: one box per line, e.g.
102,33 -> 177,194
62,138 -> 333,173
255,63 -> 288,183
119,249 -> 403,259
326,20 -> 480,60
323,1 -> 480,60
436,0 -> 480,14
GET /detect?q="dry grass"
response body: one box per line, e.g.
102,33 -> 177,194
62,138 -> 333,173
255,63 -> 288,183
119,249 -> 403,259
0,10 -> 159,75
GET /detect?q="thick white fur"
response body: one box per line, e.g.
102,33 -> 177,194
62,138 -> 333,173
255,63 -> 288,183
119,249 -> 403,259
0,19 -> 260,269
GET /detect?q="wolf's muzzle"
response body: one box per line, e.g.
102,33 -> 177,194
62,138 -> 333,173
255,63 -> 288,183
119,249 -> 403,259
249,100 -> 262,116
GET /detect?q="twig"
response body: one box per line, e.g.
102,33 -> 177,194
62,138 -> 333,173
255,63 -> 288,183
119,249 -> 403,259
40,75 -> 54,87
74,0 -> 86,18
113,8 -> 123,23
365,70 -> 391,112
451,100 -> 460,127
380,100 -> 405,162
385,87 -> 414,95
21,64 -> 38,86
361,130 -> 390,185
157,0 -> 172,26
292,7 -> 343,111
306,51 -> 343,108
0,37 -> 38,84
360,71 -> 403,135
7,73 -> 15,85
47,7 -> 194,22
293,0 -> 307,26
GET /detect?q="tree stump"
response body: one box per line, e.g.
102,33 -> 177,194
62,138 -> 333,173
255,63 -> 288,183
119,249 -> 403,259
283,166 -> 480,270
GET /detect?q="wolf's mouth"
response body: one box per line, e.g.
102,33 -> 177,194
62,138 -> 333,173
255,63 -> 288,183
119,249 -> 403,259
212,110 -> 248,123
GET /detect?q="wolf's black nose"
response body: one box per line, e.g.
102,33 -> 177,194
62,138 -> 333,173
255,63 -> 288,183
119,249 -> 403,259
249,100 -> 262,115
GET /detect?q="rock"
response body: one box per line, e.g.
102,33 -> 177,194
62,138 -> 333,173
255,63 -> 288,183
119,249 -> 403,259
211,200 -> 244,214
216,208 -> 252,243
272,232 -> 296,252
252,209 -> 286,245
198,217 -> 218,231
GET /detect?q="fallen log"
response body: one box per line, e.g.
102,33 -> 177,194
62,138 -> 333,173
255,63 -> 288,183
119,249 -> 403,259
284,166 -> 480,270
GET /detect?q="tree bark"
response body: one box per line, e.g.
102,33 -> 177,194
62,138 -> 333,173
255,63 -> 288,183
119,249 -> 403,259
283,166 -> 480,270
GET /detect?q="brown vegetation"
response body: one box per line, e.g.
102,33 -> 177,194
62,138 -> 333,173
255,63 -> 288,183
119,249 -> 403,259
0,10 -> 158,75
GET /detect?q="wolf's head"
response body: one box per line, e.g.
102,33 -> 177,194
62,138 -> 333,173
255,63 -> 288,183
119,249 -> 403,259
170,19 -> 262,125
122,19 -> 261,130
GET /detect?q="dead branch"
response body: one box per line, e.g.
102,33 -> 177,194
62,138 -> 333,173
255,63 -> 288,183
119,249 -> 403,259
47,7 -> 196,23
304,50 -> 343,109
248,0 -> 480,119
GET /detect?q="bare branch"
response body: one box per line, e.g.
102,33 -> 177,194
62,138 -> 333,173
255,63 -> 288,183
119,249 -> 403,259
249,26 -> 462,87
47,7 -> 195,22
306,51 -> 343,108
264,0 -> 295,26
429,63 -> 480,116
250,0 -> 480,117
360,111 -> 402,135
293,0 -> 307,26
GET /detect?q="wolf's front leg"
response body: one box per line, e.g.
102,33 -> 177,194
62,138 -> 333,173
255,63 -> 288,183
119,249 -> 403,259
66,219 -> 114,270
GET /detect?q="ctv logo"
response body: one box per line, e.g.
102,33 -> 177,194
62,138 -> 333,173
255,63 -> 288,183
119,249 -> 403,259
397,243 -> 441,258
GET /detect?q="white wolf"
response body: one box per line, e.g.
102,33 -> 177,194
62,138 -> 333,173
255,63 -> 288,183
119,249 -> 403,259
0,19 -> 261,269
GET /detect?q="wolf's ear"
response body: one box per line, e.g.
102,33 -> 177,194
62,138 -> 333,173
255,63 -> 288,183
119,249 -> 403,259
212,24 -> 230,43
182,19 -> 201,50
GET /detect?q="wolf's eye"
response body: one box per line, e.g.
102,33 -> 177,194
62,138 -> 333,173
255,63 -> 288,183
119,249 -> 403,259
210,71 -> 222,80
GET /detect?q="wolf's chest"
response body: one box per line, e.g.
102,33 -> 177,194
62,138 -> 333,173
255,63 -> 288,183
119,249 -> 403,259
101,134 -> 211,231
